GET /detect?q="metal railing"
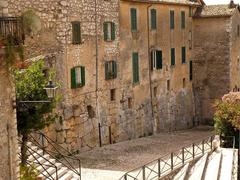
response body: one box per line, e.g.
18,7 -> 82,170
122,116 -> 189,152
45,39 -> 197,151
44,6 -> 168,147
0,16 -> 24,45
18,139 -> 58,180
120,136 -> 216,180
28,131 -> 81,180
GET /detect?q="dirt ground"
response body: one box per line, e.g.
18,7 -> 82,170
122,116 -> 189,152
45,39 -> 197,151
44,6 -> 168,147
77,126 -> 214,172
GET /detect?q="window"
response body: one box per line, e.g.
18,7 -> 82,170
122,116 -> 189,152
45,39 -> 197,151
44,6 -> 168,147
132,52 -> 139,84
153,87 -> 157,97
167,80 -> 170,91
189,31 -> 192,49
189,7 -> 192,17
72,21 -> 81,44
183,78 -> 186,88
130,8 -> 137,32
189,60 -> 193,81
105,61 -> 117,80
103,22 -> 116,41
128,98 -> 133,108
71,66 -> 85,89
151,50 -> 162,70
150,9 -> 157,30
238,25 -> 240,37
182,47 -> 186,64
87,105 -> 95,118
170,10 -> 174,29
181,11 -> 185,29
110,89 -> 116,101
171,48 -> 175,66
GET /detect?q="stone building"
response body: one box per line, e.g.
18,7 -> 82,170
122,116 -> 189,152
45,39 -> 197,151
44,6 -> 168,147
193,2 -> 240,123
5,0 -> 240,153
0,1 -> 20,179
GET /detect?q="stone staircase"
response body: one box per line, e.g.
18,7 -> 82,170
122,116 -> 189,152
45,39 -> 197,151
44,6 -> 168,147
173,148 -> 238,180
20,141 -> 81,180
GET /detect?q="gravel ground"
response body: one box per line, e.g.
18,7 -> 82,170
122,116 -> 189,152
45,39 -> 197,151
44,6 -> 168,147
77,126 -> 214,172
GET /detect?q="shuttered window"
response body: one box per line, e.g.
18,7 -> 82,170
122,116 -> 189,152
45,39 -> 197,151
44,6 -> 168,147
71,66 -> 85,89
103,22 -> 116,41
131,8 -> 137,32
181,11 -> 185,29
105,61 -> 117,80
151,9 -> 157,30
132,52 -> 139,84
189,60 -> 193,81
170,10 -> 174,30
151,50 -> 162,70
72,21 -> 81,44
171,48 -> 175,66
182,47 -> 186,64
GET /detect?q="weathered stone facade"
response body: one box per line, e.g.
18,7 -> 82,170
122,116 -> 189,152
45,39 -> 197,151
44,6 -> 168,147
193,4 -> 240,123
0,2 -> 19,179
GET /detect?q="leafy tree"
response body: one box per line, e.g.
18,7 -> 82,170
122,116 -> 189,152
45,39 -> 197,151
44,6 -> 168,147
214,92 -> 240,147
14,60 -> 58,165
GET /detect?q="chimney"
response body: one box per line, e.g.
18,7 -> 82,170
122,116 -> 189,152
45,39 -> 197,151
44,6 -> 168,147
229,0 -> 236,8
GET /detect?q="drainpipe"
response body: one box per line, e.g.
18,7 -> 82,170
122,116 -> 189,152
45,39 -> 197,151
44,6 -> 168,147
147,4 -> 155,134
94,0 -> 101,146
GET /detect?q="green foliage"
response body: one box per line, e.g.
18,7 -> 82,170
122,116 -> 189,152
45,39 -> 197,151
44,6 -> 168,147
14,60 -> 58,135
20,164 -> 38,180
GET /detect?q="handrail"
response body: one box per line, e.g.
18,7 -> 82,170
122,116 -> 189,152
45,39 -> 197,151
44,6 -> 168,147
120,135 -> 216,180
28,131 -> 81,179
18,139 -> 58,180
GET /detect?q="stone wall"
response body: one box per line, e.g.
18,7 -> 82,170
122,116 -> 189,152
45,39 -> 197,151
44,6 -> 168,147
192,16 -> 232,123
0,2 -> 19,179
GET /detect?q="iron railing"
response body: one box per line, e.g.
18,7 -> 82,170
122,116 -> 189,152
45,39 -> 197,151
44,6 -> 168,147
120,135 -> 216,180
29,132 -> 81,180
18,139 -> 58,180
0,17 -> 24,45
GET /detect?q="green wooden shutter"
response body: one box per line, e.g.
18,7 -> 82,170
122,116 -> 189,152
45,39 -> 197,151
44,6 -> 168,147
182,47 -> 186,64
132,52 -> 139,83
71,68 -> 76,89
150,51 -> 154,70
81,66 -> 85,86
113,61 -> 117,78
105,62 -> 109,80
103,22 -> 108,41
156,50 -> 162,69
151,9 -> 157,30
72,22 -> 81,44
171,48 -> 175,66
131,8 -> 137,31
170,10 -> 174,29
111,22 -> 116,40
189,60 -> 193,81
181,11 -> 185,29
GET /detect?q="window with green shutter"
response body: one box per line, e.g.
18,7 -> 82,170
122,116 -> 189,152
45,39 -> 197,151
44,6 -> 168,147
181,11 -> 185,29
71,66 -> 85,89
132,52 -> 139,84
103,22 -> 116,41
151,50 -> 162,70
150,9 -> 157,30
182,47 -> 186,64
130,8 -> 137,32
171,48 -> 175,66
189,7 -> 192,17
189,60 -> 193,81
72,21 -> 81,44
105,61 -> 117,80
170,10 -> 174,30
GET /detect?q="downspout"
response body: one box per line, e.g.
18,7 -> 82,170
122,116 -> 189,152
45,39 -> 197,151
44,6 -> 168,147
147,4 -> 155,134
94,0 -> 101,146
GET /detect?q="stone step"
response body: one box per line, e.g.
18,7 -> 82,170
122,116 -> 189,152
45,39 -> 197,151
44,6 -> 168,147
41,167 -> 57,178
173,163 -> 189,180
59,171 -> 74,180
36,162 -> 62,174
28,149 -> 44,161
219,148 -> 234,180
51,167 -> 69,179
203,150 -> 222,180
33,154 -> 50,165
35,158 -> 56,170
188,153 -> 208,180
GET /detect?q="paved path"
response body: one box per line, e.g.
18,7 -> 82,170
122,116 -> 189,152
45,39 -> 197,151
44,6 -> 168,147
78,126 -> 213,176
